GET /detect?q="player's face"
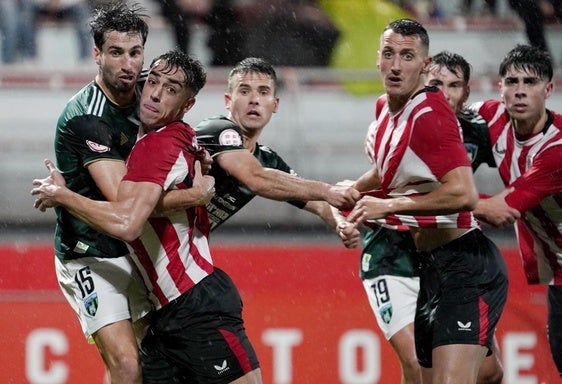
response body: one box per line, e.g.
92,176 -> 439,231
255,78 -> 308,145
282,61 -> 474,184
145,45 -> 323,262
427,65 -> 469,113
225,72 -> 279,132
377,30 -> 430,107
499,67 -> 553,125
94,30 -> 144,102
140,60 -> 195,132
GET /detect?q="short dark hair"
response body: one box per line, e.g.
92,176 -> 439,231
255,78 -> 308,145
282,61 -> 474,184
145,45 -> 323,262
149,50 -> 207,96
499,44 -> 553,81
384,18 -> 429,51
228,57 -> 278,93
90,2 -> 149,49
431,51 -> 472,83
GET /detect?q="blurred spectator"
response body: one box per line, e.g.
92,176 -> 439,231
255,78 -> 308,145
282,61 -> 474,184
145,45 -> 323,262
509,0 -> 550,54
388,0 -> 444,19
0,0 -> 36,63
33,0 -> 92,62
154,0 -> 340,66
154,0 -> 246,66
461,0 -> 498,16
239,0 -> 341,66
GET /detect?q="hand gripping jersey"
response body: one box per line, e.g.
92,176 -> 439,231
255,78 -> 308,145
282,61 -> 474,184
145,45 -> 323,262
472,100 -> 562,285
195,115 -> 306,230
53,80 -> 143,261
123,121 -> 213,309
366,87 -> 478,229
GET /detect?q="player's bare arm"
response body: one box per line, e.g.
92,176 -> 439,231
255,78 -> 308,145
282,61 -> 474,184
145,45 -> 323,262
32,160 -> 214,242
352,164 -> 381,192
216,149 -> 361,210
347,166 -> 477,224
304,201 -> 361,248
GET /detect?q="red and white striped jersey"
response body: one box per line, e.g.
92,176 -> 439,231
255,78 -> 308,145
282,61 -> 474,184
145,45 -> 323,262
123,121 -> 214,309
366,88 -> 478,229
473,99 -> 562,285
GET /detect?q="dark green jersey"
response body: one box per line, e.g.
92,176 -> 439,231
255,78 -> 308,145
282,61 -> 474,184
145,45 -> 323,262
196,115 -> 306,231
458,108 -> 495,172
360,226 -> 419,279
359,109 -> 495,279
53,81 -> 141,260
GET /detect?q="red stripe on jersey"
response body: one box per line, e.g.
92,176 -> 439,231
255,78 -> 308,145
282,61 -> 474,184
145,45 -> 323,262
478,296 -> 490,345
219,328 -> 253,373
130,238 -> 169,307
516,221 -> 540,284
187,208 -> 213,274
150,216 -> 196,295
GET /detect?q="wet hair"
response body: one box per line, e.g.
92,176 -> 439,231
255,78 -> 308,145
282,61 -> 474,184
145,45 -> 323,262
384,18 -> 429,51
227,57 -> 278,93
149,50 -> 207,96
431,51 -> 472,83
89,2 -> 149,49
499,44 -> 553,81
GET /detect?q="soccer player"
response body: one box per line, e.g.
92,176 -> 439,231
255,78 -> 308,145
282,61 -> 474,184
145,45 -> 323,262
339,50 -> 504,384
471,44 -> 562,377
35,3 -> 210,382
343,19 -> 508,384
32,50 -> 262,383
195,57 -> 361,231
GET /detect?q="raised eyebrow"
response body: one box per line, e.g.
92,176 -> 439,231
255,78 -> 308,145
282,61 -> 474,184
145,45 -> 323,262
149,70 -> 184,87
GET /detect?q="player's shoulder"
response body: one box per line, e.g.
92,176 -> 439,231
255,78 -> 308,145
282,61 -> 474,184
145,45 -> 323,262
196,115 -> 241,134
256,144 -> 280,157
458,108 -> 487,126
57,81 -> 106,127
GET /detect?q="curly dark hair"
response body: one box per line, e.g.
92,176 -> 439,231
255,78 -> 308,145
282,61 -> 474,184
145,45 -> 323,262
89,2 -> 149,49
149,50 -> 207,96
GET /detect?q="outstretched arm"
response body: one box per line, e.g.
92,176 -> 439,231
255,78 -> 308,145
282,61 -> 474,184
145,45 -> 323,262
303,201 -> 361,248
216,150 -> 361,210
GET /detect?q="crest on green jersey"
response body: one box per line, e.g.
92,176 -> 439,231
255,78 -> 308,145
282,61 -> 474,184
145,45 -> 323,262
379,303 -> 392,324
361,253 -> 372,272
84,293 -> 98,316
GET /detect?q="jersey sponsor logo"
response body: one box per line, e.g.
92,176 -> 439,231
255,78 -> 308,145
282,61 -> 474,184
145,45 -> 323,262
457,321 -> 472,331
84,293 -> 98,316
213,359 -> 230,375
86,140 -> 110,153
218,129 -> 243,146
379,303 -> 393,324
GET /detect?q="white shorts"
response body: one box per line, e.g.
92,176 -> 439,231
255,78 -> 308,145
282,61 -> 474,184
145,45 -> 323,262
55,255 -> 153,343
362,275 -> 420,340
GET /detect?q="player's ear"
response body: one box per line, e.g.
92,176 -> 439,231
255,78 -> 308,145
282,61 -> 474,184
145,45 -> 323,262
93,46 -> 101,66
183,97 -> 196,114
224,93 -> 232,110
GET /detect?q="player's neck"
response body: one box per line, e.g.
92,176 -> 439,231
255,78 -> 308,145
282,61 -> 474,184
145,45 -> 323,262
511,111 -> 548,139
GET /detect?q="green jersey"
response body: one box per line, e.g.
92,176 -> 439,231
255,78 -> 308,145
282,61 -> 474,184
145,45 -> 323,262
196,115 -> 306,231
53,81 -> 141,260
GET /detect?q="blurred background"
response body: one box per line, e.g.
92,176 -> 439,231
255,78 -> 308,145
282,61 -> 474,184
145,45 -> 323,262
4,0 -> 562,242
2,1 -> 562,383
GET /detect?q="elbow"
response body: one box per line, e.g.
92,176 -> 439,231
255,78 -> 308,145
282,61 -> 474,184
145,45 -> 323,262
114,217 -> 143,243
460,188 -> 479,212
